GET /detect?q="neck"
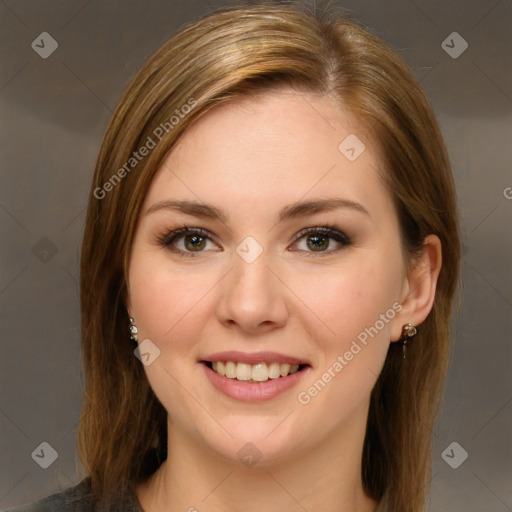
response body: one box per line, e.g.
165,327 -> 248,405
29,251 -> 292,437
136,416 -> 379,512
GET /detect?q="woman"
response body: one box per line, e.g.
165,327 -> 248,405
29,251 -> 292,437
9,1 -> 461,511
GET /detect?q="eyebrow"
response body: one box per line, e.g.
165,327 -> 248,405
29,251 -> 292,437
145,197 -> 370,223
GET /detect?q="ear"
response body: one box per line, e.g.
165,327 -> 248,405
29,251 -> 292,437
390,234 -> 442,342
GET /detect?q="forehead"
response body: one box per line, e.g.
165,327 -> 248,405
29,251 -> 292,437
142,90 -> 392,225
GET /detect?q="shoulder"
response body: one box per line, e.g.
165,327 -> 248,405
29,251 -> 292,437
4,477 -> 143,512
4,478 -> 94,512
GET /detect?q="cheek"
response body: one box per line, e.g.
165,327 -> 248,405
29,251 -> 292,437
291,253 -> 402,411
128,251 -> 213,349
128,252 -> 214,423
302,254 -> 402,408
292,253 -> 402,349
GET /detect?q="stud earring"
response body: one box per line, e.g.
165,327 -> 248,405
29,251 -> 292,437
129,317 -> 138,348
400,323 -> 417,359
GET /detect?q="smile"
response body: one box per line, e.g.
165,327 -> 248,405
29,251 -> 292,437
206,361 -> 307,382
201,351 -> 311,401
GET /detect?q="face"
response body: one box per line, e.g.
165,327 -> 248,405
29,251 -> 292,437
127,89 -> 409,465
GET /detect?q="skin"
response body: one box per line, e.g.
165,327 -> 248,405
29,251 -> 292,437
126,89 -> 442,512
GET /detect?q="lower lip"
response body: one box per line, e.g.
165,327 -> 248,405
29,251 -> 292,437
202,363 -> 310,402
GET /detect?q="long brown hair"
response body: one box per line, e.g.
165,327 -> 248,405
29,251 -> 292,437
78,2 -> 461,510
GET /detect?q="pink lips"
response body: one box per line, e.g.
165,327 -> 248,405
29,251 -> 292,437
202,350 -> 309,366
201,351 -> 311,402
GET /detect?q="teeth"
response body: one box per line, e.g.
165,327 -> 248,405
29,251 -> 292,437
280,363 -> 290,377
252,363 -> 268,382
225,361 -> 237,379
210,361 -> 302,381
236,363 -> 252,381
268,362 -> 281,379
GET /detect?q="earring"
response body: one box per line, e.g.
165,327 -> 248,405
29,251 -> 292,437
400,323 -> 418,359
129,317 -> 138,347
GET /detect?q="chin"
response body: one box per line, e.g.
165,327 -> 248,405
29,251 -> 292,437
190,416 -> 308,468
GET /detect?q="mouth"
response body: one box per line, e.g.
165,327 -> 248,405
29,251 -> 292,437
200,351 -> 312,401
202,360 -> 310,383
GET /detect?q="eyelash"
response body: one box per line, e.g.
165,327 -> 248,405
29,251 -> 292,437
155,223 -> 352,258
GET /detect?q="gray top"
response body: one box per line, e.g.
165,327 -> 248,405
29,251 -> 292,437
5,478 -> 387,511
4,478 -> 143,512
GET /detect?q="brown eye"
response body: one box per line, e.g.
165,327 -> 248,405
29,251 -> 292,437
182,234 -> 207,251
157,227 -> 220,257
291,226 -> 351,255
157,225 -> 351,258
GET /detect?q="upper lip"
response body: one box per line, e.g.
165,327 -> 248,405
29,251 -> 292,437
201,351 -> 310,366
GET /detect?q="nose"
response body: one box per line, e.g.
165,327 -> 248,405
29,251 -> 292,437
215,247 -> 289,334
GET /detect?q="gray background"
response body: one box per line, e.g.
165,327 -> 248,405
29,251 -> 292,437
1,0 -> 511,510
